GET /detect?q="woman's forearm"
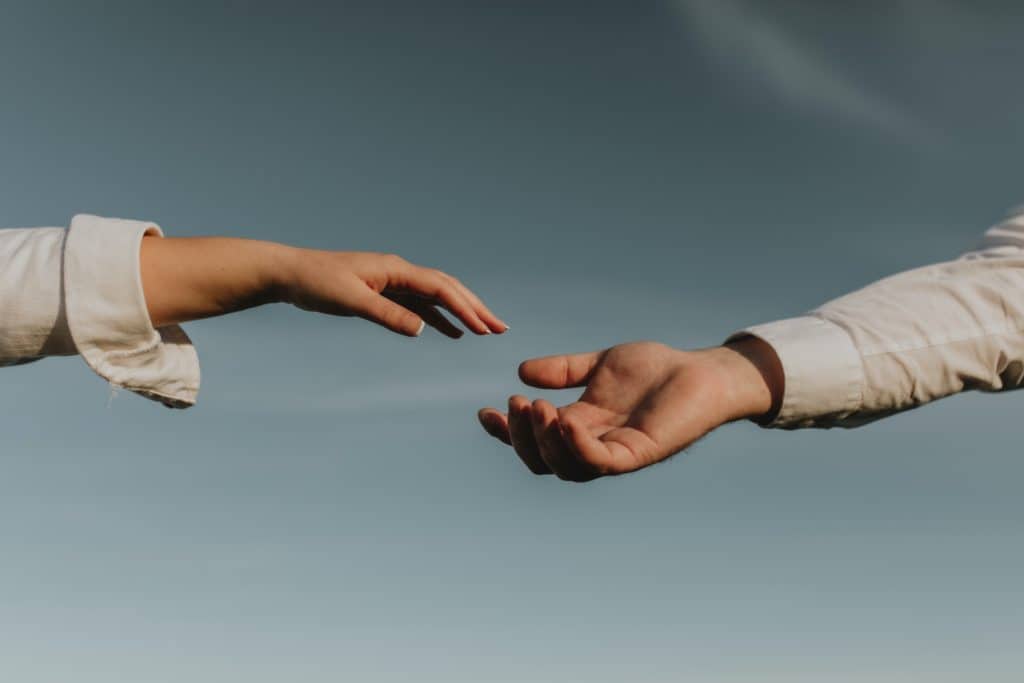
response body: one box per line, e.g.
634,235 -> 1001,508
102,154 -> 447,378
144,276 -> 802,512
140,235 -> 293,327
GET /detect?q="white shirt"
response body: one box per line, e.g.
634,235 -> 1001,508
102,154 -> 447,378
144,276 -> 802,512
0,215 -> 199,407
730,208 -> 1024,428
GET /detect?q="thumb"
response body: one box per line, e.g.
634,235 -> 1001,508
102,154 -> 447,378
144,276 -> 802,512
518,350 -> 603,389
353,292 -> 425,337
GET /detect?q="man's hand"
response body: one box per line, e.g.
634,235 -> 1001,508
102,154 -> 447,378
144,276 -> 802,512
478,338 -> 783,481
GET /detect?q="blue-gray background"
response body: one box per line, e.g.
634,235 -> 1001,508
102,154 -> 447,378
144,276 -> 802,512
0,1 -> 1022,681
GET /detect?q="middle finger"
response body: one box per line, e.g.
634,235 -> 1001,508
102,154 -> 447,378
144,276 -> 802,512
531,399 -> 598,482
508,395 -> 551,475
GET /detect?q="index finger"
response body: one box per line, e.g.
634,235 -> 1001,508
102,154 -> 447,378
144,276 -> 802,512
391,267 -> 491,335
443,274 -> 508,333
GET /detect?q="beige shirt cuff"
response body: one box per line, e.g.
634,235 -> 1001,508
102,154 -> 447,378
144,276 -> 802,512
727,316 -> 864,428
64,214 -> 200,408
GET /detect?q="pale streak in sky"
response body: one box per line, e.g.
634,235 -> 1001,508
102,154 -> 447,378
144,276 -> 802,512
672,0 -> 931,140
218,375 -> 509,415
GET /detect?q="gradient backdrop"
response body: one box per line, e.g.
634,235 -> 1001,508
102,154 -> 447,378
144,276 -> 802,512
1,2 -> 1022,681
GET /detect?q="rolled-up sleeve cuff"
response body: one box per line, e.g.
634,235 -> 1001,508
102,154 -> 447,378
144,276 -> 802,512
63,214 -> 200,408
726,316 -> 863,428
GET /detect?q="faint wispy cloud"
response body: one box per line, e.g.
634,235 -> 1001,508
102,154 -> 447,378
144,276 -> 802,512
671,0 -> 931,139
218,374 -> 507,415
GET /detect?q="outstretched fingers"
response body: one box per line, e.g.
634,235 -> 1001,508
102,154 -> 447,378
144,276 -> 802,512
391,264 -> 507,335
506,395 -> 551,475
477,407 -> 511,445
531,400 -> 600,481
418,305 -> 464,339
386,292 -> 464,338
351,290 -> 425,336
480,398 -> 662,481
443,273 -> 508,333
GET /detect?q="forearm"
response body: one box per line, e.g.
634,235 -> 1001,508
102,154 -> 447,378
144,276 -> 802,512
140,235 -> 294,327
734,210 -> 1024,429
813,251 -> 1024,426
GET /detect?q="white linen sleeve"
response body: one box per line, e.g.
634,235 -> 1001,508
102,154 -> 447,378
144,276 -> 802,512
728,209 -> 1024,429
0,214 -> 200,408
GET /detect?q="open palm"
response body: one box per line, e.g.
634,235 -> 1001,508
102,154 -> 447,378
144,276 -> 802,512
479,341 -> 771,481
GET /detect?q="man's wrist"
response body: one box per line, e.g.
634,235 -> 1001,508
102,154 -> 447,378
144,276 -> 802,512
714,337 -> 785,422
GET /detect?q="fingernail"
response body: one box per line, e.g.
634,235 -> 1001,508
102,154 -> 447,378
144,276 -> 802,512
414,320 -> 425,336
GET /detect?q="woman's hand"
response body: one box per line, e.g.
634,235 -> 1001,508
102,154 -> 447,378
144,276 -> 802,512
140,236 -> 507,337
478,338 -> 782,481
281,249 -> 507,337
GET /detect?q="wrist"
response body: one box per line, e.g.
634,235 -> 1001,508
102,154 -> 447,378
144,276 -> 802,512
707,337 -> 784,422
264,243 -> 304,305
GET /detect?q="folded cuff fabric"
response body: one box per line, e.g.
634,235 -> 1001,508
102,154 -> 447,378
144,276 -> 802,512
63,214 -> 200,408
727,316 -> 864,429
